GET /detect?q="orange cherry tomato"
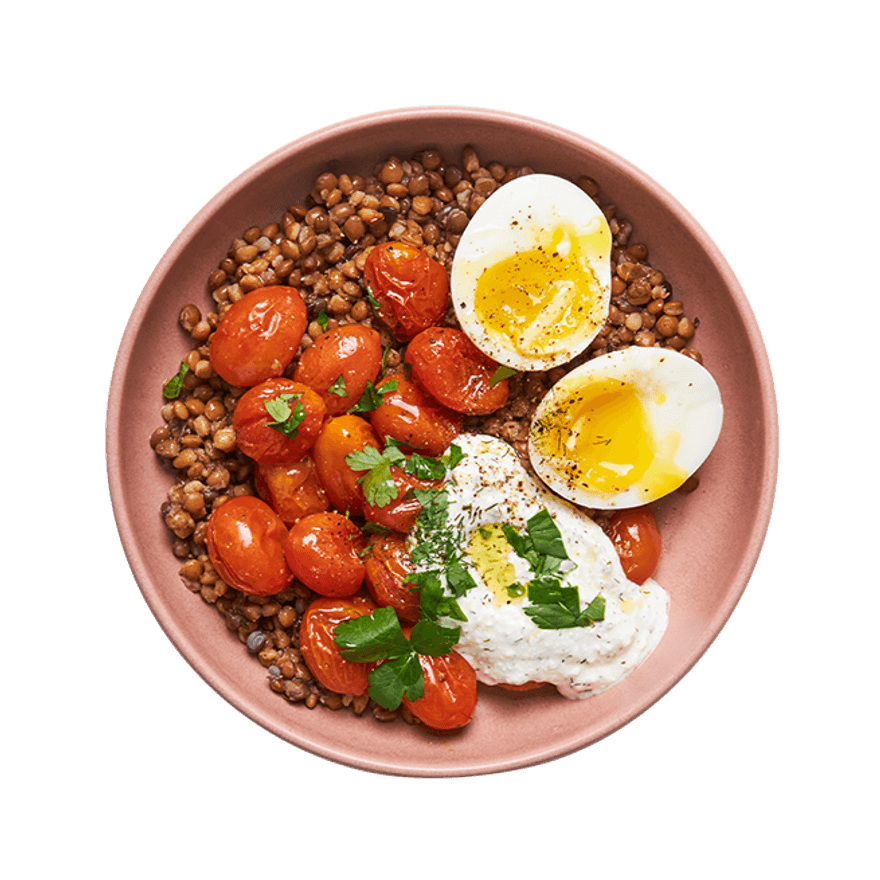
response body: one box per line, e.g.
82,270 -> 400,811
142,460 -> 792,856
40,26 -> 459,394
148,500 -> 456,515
311,415 -> 381,516
363,241 -> 449,340
293,325 -> 383,415
362,466 -> 441,533
209,286 -> 307,387
233,379 -> 326,466
603,506 -> 662,585
405,327 -> 509,415
204,496 -> 294,596
369,375 -> 462,456
363,533 -> 420,623
401,644 -> 478,731
299,595 -> 378,696
254,457 -> 331,526
284,512 -> 366,597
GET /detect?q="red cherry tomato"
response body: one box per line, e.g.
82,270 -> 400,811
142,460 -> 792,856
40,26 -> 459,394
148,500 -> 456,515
362,466 -> 441,533
204,496 -> 294,596
284,512 -> 366,597
233,379 -> 326,465
311,415 -> 381,516
363,242 -> 449,340
369,375 -> 462,456
603,506 -> 662,585
401,645 -> 478,731
254,457 -> 331,526
363,533 -> 420,623
299,595 -> 378,696
293,325 -> 383,415
405,327 -> 509,415
209,286 -> 307,387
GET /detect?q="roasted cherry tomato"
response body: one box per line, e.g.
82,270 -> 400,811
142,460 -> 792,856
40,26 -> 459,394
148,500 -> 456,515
209,286 -> 307,387
362,466 -> 441,533
233,379 -> 326,466
405,327 -> 509,415
204,496 -> 294,596
299,595 -> 378,695
369,375 -> 462,456
284,511 -> 366,597
311,415 -> 382,516
293,325 -> 383,415
254,457 -> 331,526
363,533 -> 420,623
603,506 -> 662,585
363,242 -> 449,340
401,644 -> 478,731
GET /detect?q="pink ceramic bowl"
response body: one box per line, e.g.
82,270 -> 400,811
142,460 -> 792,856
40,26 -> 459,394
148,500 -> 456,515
107,107 -> 777,776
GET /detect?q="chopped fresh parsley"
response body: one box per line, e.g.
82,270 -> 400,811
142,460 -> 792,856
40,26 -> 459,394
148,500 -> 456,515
316,310 -> 329,331
334,606 -> 460,710
264,392 -> 306,438
489,364 -> 519,387
348,379 -> 398,413
162,362 -> 190,399
327,374 -> 348,397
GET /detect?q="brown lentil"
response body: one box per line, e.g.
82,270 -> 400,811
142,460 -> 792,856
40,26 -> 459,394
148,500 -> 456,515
151,144 -> 704,724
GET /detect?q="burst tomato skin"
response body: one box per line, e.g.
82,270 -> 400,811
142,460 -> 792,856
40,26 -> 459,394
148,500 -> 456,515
405,327 -> 509,415
283,512 -> 366,597
363,242 -> 449,340
369,375 -> 462,456
233,379 -> 326,465
204,496 -> 294,596
253,457 -> 331,526
209,286 -> 307,387
402,647 -> 478,731
311,415 -> 381,516
299,595 -> 378,695
363,533 -> 420,624
603,506 -> 662,585
293,325 -> 383,415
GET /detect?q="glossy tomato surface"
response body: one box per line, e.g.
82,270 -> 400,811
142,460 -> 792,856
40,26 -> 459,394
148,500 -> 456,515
204,495 -> 293,596
363,242 -> 449,340
233,379 -> 326,465
405,327 -> 509,415
284,512 -> 366,597
362,467 -> 440,533
402,648 -> 478,731
293,324 -> 383,415
311,415 -> 381,516
299,595 -> 378,696
254,457 -> 330,526
369,375 -> 462,456
363,533 -> 420,623
209,286 -> 307,387
604,506 -> 662,585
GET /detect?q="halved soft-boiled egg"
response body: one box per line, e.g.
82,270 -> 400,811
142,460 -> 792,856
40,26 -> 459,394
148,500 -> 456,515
529,347 -> 723,509
451,173 -> 612,371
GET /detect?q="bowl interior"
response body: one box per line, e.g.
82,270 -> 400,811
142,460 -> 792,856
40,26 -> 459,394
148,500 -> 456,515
107,107 -> 777,776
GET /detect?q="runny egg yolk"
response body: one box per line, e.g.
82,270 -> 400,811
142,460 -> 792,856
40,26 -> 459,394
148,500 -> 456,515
473,221 -> 610,358
531,377 -> 688,500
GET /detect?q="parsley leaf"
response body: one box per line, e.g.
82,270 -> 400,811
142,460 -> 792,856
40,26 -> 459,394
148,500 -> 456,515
489,364 -> 519,387
316,310 -> 329,331
526,509 -> 568,559
265,392 -> 306,437
348,379 -> 398,413
162,362 -> 190,399
327,374 -> 348,396
345,445 -> 399,508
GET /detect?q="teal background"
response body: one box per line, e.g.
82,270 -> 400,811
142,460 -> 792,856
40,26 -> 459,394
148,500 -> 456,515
0,0 -> 878,878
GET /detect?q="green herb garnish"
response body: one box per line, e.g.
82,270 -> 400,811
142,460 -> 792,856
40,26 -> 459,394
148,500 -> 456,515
327,374 -> 348,397
348,379 -> 398,413
162,362 -> 190,399
316,310 -> 329,331
489,364 -> 519,387
264,392 -> 306,438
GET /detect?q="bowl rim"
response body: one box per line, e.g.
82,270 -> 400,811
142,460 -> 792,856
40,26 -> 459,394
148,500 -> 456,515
107,105 -> 779,776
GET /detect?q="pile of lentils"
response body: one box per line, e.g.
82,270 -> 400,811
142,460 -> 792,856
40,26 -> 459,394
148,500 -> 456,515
149,145 -> 703,723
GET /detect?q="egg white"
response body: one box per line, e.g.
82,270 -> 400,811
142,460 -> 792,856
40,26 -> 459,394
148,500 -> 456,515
451,174 -> 612,371
529,347 -> 724,509
414,434 -> 669,698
